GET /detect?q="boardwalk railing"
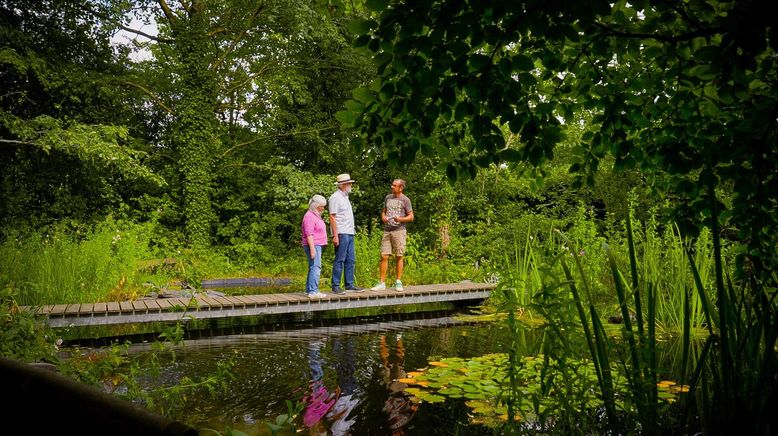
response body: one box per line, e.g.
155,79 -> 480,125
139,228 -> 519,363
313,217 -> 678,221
25,282 -> 495,328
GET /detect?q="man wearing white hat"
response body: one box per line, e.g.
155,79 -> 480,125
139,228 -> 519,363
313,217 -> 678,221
329,174 -> 363,293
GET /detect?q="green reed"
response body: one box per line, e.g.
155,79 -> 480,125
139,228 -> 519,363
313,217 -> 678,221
639,214 -> 712,337
0,219 -> 157,305
680,176 -> 777,435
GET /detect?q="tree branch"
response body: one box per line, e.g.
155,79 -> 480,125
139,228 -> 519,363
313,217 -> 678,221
157,0 -> 178,25
0,138 -> 37,147
218,126 -> 338,159
211,4 -> 266,72
117,23 -> 172,43
592,22 -> 725,44
122,80 -> 176,116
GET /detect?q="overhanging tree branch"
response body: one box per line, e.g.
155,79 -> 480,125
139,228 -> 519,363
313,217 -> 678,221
122,80 -> 175,116
117,23 -> 172,43
592,22 -> 725,43
0,138 -> 37,147
218,126 -> 339,160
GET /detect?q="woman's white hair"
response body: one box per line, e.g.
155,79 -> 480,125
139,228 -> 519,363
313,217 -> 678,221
308,194 -> 327,211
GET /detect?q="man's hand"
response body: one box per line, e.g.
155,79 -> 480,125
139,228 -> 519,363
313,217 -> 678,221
332,235 -> 339,246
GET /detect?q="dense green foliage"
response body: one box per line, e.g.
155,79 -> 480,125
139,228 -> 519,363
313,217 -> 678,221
342,0 -> 777,285
1,1 -> 775,434
0,0 -> 163,230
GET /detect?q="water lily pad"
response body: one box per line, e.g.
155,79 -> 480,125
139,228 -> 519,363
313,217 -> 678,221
422,394 -> 446,403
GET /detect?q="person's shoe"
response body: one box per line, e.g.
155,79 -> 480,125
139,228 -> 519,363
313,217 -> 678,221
394,280 -> 404,292
345,286 -> 365,292
332,287 -> 346,295
370,282 -> 386,291
307,292 -> 325,299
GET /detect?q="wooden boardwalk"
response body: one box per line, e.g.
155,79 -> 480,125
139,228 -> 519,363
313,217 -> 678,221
26,282 -> 495,328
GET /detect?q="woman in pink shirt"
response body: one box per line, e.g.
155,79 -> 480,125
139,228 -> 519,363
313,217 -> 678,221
302,195 -> 328,298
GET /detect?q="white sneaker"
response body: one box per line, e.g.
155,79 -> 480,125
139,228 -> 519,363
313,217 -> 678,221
307,291 -> 325,299
370,282 -> 386,291
395,280 -> 404,292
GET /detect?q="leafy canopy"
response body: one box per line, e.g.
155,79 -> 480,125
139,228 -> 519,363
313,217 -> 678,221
341,0 -> 777,280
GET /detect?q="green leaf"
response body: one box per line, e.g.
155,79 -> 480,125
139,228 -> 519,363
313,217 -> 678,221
446,163 -> 458,182
499,148 -> 522,162
350,18 -> 377,35
468,54 -> 490,71
373,52 -> 392,67
353,34 -> 371,48
535,102 -> 553,115
541,52 -> 562,70
345,99 -> 364,112
352,87 -> 374,104
365,0 -> 389,12
749,79 -> 767,91
335,110 -> 356,125
512,54 -> 534,71
687,65 -> 716,81
518,72 -> 536,87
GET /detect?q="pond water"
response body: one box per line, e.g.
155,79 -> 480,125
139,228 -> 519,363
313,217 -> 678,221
122,309 -> 545,435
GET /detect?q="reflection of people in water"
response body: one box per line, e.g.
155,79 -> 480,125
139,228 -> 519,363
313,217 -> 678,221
303,339 -> 336,431
302,337 -> 360,436
380,333 -> 418,435
328,336 -> 360,435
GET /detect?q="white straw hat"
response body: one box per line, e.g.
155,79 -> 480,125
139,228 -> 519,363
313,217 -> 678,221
334,173 -> 356,185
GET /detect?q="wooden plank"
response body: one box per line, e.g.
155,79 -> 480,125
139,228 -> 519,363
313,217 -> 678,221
144,300 -> 161,312
212,296 -> 235,308
232,296 -> 254,306
156,299 -> 173,310
273,294 -> 300,304
163,297 -> 186,308
31,305 -> 51,315
63,304 -> 82,315
33,282 -> 495,327
191,296 -> 211,309
198,295 -> 221,309
246,295 -> 271,305
49,304 -> 69,316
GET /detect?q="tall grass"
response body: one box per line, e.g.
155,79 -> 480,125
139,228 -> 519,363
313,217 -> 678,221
639,214 -> 713,336
352,225 -> 383,287
0,219 -> 158,305
681,179 -> 777,435
352,224 -> 480,287
552,203 -> 776,434
490,203 -> 772,433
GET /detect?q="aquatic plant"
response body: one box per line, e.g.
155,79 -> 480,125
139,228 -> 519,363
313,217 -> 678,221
401,353 -> 687,430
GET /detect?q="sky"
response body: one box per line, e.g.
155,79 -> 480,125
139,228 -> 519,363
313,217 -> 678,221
110,14 -> 157,62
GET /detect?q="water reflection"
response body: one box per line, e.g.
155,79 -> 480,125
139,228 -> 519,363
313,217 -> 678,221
303,337 -> 361,435
121,312 -> 527,435
380,334 -> 418,435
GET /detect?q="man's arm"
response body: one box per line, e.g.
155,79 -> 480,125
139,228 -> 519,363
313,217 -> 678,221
329,213 -> 339,245
400,210 -> 414,223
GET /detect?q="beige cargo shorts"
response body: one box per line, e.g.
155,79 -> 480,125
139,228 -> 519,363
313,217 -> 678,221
381,228 -> 407,256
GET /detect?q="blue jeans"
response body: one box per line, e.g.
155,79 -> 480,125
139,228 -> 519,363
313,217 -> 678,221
304,245 -> 323,294
307,340 -> 324,382
331,233 -> 355,289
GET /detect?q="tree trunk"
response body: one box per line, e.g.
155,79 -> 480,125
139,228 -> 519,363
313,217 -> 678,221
170,1 -> 219,248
